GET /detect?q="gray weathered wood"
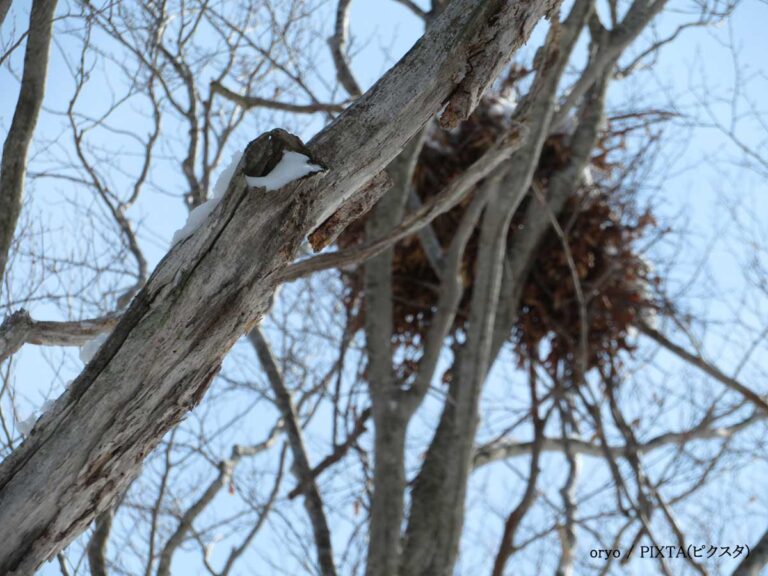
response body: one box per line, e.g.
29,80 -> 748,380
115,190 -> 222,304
0,0 -> 556,572
0,310 -> 120,364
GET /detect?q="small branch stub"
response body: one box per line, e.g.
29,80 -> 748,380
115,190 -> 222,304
309,171 -> 392,252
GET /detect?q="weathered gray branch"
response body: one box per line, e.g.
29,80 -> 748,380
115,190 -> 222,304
473,410 -> 761,466
309,171 -> 392,252
308,0 -> 558,229
0,1 -> 556,571
0,309 -> 119,364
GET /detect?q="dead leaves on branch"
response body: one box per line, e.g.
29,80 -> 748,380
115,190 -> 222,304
339,94 -> 666,379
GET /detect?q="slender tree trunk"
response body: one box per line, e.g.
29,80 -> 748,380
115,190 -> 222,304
363,133 -> 421,576
366,409 -> 408,576
401,181 -> 514,576
86,510 -> 112,576
0,0 -> 57,287
401,2 -> 593,572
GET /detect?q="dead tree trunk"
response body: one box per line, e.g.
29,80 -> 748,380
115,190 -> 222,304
0,0 -> 557,572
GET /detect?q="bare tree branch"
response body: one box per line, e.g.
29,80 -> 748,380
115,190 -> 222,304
639,322 -> 768,414
0,0 -> 58,286
287,407 -> 371,500
210,80 -> 347,114
328,0 -> 362,98
491,363 -> 546,576
0,309 -> 120,364
474,410 -> 762,465
392,0 -> 427,19
86,509 -> 113,576
0,0 -> 11,28
156,427 -> 281,576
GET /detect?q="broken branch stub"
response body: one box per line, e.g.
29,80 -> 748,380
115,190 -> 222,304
309,171 -> 392,252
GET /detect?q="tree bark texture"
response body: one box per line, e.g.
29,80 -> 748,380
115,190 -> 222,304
0,0 -> 558,572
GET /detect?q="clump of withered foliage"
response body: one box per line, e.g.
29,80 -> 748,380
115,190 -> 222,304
337,83 -> 665,379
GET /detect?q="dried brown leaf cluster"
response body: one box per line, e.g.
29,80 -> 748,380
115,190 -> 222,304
339,96 -> 660,375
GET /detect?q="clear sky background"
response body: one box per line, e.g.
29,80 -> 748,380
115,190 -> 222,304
1,0 -> 767,574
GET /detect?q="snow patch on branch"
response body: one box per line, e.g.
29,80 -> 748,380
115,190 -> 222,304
170,151 -> 320,247
15,384 -> 70,437
16,413 -> 37,437
171,198 -> 222,246
213,152 -> 243,199
245,151 -> 322,191
79,332 -> 109,364
171,152 -> 242,247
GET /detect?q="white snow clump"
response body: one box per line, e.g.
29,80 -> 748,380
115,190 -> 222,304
170,150 -> 320,247
79,332 -> 110,364
171,198 -> 221,246
245,151 -> 322,191
16,412 -> 37,437
171,152 -> 242,247
213,152 -> 243,199
488,92 -> 518,122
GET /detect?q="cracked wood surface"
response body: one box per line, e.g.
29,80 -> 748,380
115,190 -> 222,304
0,0 -> 557,572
